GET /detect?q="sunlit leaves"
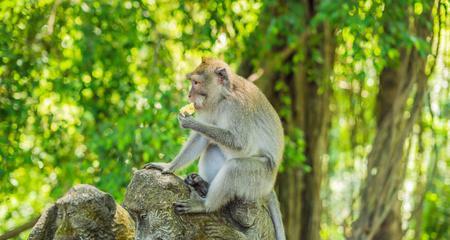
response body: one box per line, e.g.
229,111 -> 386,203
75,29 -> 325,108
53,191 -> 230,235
0,0 -> 261,236
0,1 -> 448,239
282,128 -> 307,171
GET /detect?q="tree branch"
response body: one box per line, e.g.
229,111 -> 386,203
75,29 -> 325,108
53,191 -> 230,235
0,216 -> 40,240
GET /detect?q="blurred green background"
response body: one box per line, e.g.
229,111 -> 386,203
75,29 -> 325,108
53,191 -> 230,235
0,0 -> 448,239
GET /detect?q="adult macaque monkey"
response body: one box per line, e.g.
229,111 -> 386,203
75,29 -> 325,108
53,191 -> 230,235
144,57 -> 285,240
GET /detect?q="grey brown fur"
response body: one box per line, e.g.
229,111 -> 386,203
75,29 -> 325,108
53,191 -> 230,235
145,57 -> 286,240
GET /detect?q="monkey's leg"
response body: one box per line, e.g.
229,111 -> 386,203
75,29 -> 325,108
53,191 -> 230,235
199,144 -> 226,183
175,157 -> 273,214
204,157 -> 273,212
184,173 -> 209,198
184,144 -> 225,197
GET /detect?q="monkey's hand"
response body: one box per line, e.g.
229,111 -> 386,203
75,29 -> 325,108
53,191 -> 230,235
173,199 -> 206,214
184,173 -> 209,198
178,114 -> 197,129
143,162 -> 173,174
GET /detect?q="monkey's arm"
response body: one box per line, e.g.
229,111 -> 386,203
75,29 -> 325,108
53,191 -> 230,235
171,132 -> 208,170
145,133 -> 208,172
179,115 -> 244,151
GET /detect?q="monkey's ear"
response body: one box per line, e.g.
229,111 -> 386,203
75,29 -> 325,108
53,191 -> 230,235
215,67 -> 230,88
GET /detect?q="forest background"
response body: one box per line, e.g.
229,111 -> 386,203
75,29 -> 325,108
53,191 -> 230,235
0,0 -> 448,239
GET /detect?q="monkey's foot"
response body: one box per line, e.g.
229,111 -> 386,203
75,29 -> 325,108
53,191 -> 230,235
184,173 -> 209,198
142,162 -> 172,173
173,199 -> 206,214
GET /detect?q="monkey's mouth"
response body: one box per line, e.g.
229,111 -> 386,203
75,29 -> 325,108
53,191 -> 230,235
194,94 -> 207,109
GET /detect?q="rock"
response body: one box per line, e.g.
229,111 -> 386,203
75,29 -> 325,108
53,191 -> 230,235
29,169 -> 275,240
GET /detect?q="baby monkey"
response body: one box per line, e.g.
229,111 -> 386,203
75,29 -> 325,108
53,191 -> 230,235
145,57 -> 285,240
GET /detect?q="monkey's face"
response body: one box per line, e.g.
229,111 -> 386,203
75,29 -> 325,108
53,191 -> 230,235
186,58 -> 230,110
186,71 -> 210,109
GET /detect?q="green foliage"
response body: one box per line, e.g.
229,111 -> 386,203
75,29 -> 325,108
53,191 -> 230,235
422,181 -> 450,240
0,0 -> 260,236
282,128 -> 307,172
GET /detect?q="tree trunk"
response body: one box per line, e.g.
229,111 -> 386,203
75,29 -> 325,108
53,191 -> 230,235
349,51 -> 429,240
349,2 -> 436,238
275,169 -> 303,239
373,201 -> 403,240
29,169 -> 276,240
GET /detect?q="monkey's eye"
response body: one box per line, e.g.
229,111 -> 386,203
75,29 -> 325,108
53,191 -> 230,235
139,213 -> 147,220
192,80 -> 199,85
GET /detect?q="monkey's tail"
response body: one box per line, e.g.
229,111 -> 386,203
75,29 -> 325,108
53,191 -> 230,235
268,190 -> 286,240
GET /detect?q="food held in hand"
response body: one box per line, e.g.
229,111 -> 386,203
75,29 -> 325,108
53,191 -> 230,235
180,103 -> 196,116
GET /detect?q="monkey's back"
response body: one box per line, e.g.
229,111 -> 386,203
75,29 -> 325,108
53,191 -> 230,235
231,79 -> 285,168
